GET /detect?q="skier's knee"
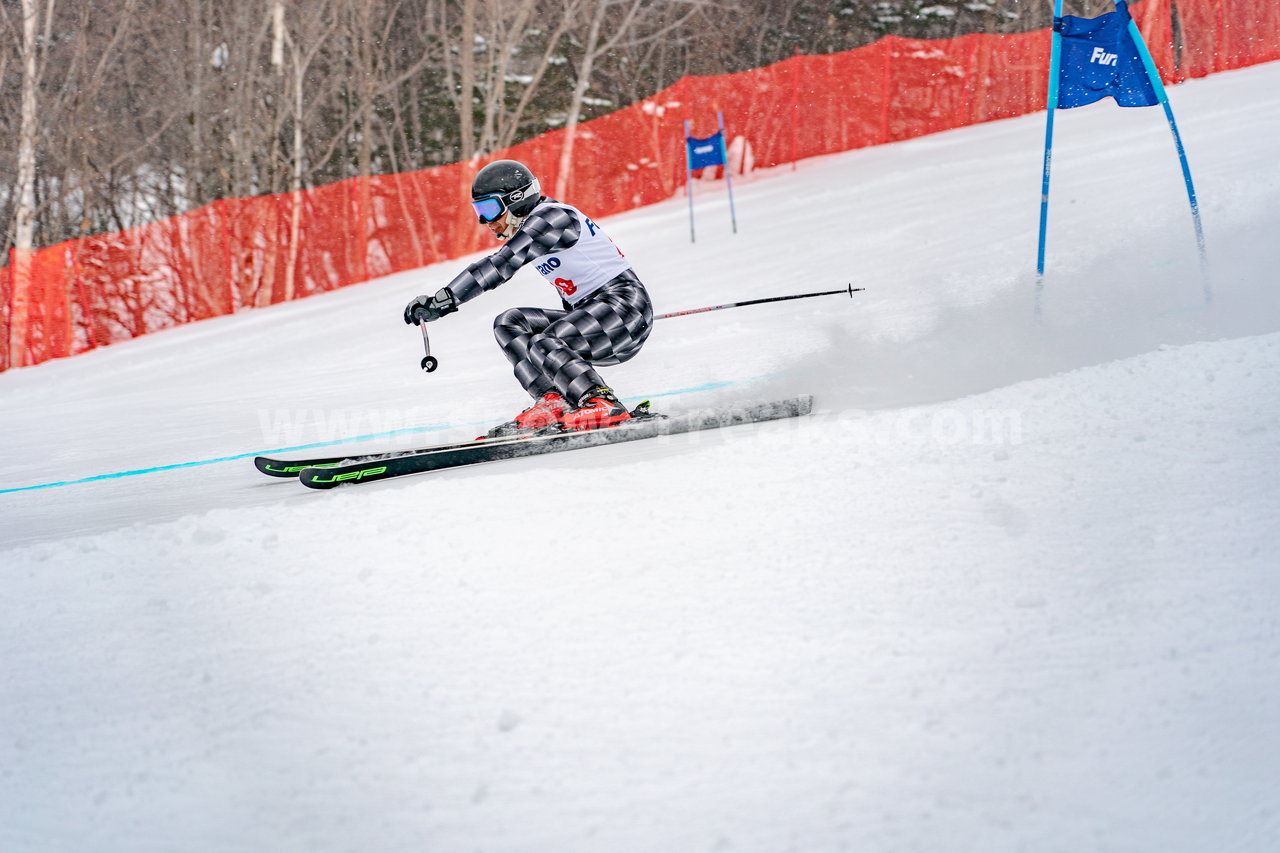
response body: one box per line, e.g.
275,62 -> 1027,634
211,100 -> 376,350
493,308 -> 525,335
527,333 -> 561,360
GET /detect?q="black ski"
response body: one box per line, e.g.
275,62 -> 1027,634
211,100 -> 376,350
255,439 -> 475,478
296,395 -> 813,489
253,401 -> 661,478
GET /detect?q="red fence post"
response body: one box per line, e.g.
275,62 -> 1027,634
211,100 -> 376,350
5,247 -> 13,370
791,48 -> 800,171
221,198 -> 236,314
8,245 -> 30,368
360,175 -> 371,285
71,243 -> 97,352
879,39 -> 893,144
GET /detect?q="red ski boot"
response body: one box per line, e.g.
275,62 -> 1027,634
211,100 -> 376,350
560,387 -> 632,432
486,392 -> 568,438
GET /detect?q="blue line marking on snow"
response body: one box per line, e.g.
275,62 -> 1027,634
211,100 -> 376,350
0,378 -> 751,495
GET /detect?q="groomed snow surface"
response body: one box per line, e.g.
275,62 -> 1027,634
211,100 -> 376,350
3,62 -> 1279,853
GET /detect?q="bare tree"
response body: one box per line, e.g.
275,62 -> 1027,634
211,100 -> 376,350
272,0 -> 344,299
555,0 -> 706,198
458,0 -> 476,159
434,0 -> 578,161
7,0 -> 43,365
489,0 -> 582,150
12,0 -> 40,258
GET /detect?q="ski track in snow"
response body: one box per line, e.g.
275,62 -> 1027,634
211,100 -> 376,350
2,61 -> 1279,853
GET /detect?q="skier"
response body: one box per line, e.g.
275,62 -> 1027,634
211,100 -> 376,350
404,159 -> 654,436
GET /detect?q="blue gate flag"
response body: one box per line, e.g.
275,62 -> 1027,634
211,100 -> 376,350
686,132 -> 727,171
1055,1 -> 1158,108
1036,0 -> 1210,310
683,112 -> 738,243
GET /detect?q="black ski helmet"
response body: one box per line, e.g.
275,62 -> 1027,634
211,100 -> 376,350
470,159 -> 542,219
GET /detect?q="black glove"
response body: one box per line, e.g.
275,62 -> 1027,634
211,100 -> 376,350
404,288 -> 459,325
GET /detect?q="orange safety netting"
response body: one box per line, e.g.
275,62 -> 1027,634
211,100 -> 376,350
4,0 -> 1277,371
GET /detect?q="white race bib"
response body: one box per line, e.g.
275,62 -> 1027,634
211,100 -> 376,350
530,203 -> 632,306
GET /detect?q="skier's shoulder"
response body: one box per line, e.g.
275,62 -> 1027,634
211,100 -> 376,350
515,198 -> 581,245
526,197 -> 576,222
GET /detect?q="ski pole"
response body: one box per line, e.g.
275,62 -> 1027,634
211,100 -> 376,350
415,284 -> 862,370
419,322 -> 439,372
656,284 -> 864,320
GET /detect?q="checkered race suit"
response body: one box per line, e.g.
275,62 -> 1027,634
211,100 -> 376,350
443,199 -> 653,405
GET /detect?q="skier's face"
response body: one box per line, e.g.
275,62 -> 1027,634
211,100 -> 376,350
484,217 -> 506,238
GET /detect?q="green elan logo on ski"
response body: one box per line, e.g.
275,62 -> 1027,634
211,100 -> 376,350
307,465 -> 388,484
266,462 -> 340,474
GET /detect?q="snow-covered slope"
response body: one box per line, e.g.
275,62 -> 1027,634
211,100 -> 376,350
2,62 -> 1278,853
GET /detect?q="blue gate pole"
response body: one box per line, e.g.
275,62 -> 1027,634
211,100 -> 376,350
1127,16 -> 1211,304
717,111 -> 739,234
1035,0 -> 1065,316
684,119 -> 696,244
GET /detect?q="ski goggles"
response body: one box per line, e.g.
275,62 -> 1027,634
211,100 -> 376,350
471,194 -> 507,224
